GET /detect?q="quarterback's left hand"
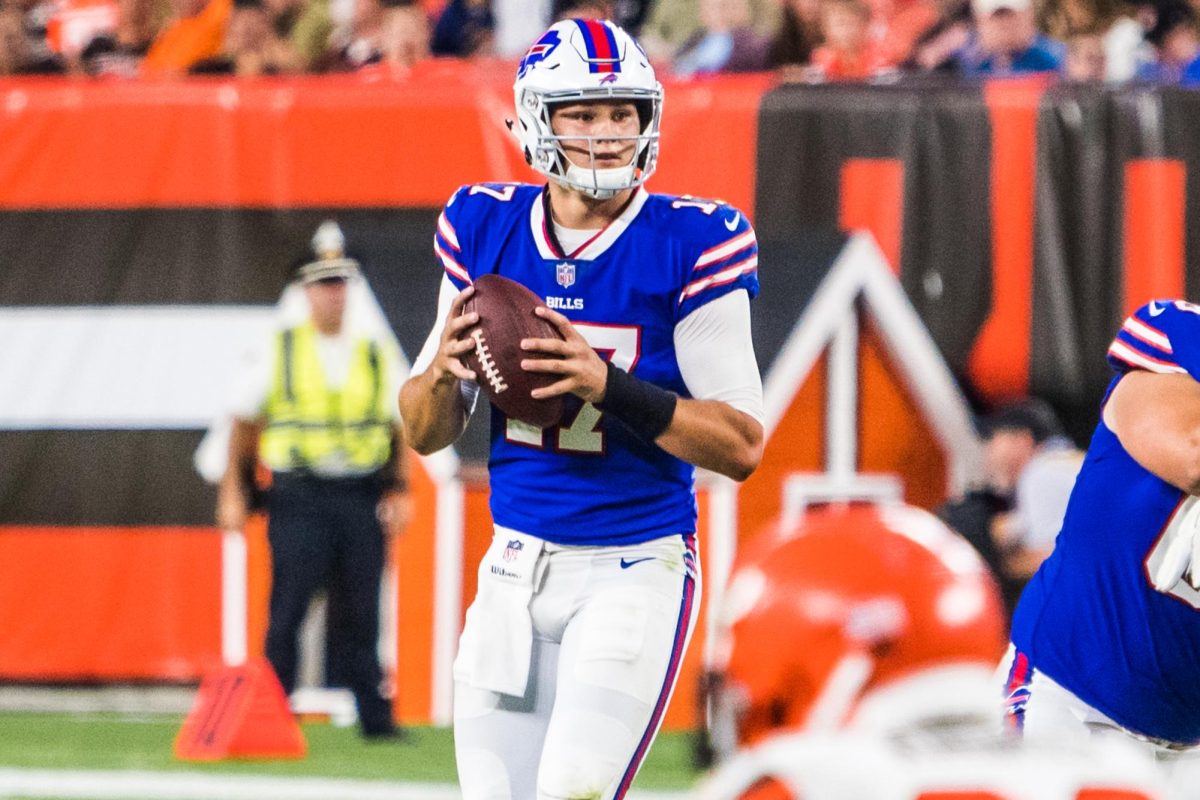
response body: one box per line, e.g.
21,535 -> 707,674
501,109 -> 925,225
521,306 -> 608,404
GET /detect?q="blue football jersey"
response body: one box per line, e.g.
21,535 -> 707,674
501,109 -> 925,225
1011,299 -> 1200,744
433,183 -> 759,546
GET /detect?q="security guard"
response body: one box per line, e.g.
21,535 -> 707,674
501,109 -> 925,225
217,221 -> 409,739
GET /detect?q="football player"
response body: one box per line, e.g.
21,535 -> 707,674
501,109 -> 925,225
1003,300 -> 1200,767
398,18 -> 765,800
697,500 -> 1167,800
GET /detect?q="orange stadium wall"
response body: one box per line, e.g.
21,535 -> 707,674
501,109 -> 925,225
5,72 -> 1200,730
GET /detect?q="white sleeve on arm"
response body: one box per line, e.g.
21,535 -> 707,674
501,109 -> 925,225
674,289 -> 764,424
410,274 -> 480,411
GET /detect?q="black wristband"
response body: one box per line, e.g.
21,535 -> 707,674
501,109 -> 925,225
596,361 -> 677,442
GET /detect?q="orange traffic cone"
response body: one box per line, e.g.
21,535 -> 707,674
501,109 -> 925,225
174,658 -> 306,761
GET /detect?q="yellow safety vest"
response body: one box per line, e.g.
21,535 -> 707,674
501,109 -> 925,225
260,322 -> 393,474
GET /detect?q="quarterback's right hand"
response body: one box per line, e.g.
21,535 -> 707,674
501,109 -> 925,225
431,286 -> 479,385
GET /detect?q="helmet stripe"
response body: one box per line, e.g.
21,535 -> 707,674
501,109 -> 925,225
601,23 -> 621,71
575,18 -> 620,73
573,19 -> 599,67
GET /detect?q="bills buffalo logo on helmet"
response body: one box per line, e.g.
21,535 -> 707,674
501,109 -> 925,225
518,30 -> 562,78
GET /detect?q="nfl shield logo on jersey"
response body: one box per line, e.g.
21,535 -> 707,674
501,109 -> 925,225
556,262 -> 576,288
503,539 -> 524,562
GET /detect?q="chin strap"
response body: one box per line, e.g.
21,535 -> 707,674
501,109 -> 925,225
559,163 -> 637,199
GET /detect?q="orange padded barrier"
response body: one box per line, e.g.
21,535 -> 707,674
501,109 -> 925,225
0,66 -> 767,213
0,526 -> 221,680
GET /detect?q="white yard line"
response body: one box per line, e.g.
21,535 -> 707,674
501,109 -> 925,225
0,769 -> 689,800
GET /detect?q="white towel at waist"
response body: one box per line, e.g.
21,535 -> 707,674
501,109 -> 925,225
452,527 -> 545,697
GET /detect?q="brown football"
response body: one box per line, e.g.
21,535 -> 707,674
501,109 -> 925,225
460,274 -> 566,429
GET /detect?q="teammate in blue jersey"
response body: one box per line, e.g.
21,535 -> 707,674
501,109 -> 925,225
398,18 -> 765,800
1003,298 -> 1200,760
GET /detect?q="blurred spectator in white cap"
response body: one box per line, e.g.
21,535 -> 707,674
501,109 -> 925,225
949,0 -> 1064,75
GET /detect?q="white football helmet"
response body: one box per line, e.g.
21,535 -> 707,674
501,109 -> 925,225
512,19 -> 663,199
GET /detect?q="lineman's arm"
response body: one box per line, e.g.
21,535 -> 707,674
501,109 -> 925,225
216,417 -> 264,531
1104,370 -> 1200,493
398,285 -> 479,455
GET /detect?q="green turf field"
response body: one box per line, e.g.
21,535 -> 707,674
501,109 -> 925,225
0,712 -> 701,791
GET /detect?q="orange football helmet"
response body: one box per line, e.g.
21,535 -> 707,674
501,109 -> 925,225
712,501 -> 1006,749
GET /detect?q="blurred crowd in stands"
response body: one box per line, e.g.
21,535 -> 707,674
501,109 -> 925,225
1,0 -> 1199,85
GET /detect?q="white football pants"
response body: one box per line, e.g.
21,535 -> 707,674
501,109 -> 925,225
1000,645 -> 1200,760
454,531 -> 700,800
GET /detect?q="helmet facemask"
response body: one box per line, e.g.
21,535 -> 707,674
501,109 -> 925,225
516,86 -> 661,200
